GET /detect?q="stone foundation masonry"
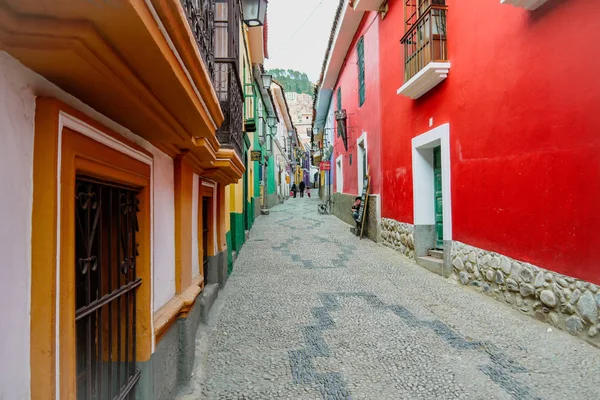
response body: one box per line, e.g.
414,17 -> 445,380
380,218 -> 600,346
380,218 -> 415,259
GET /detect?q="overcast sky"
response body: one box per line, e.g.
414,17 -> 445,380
264,0 -> 340,83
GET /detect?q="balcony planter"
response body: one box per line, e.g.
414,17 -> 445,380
500,0 -> 548,10
397,62 -> 450,100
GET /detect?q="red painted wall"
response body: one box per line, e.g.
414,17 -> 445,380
333,11 -> 382,196
379,0 -> 600,284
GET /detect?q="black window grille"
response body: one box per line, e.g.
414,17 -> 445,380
75,176 -> 142,400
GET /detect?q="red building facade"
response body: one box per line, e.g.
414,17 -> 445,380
314,0 -> 600,343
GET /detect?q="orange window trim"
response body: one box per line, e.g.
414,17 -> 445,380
31,98 -> 153,400
174,155 -> 194,294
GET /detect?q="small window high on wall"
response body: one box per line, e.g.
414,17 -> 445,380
336,87 -> 342,136
357,37 -> 365,107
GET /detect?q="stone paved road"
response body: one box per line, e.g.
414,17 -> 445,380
178,197 -> 600,400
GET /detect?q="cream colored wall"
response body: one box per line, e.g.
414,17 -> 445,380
0,51 -> 34,400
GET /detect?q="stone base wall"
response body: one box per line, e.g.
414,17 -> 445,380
253,196 -> 261,219
451,241 -> 600,345
267,193 -> 279,209
332,193 -> 379,242
380,218 -> 415,259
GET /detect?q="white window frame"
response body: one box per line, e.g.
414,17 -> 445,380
336,154 -> 343,193
357,132 -> 367,195
411,123 -> 452,241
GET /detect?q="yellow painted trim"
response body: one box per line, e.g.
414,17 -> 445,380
149,0 -> 224,127
31,98 -> 153,400
0,1 -> 222,156
174,154 -> 194,294
31,98 -> 60,400
153,276 -> 203,342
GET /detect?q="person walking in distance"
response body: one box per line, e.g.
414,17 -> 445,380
291,182 -> 297,198
299,180 -> 306,198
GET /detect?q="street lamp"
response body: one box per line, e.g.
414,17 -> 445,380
261,73 -> 272,89
242,0 -> 268,27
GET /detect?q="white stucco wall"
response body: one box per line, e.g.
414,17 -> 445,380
0,51 -> 35,400
151,150 -> 176,311
191,174 -> 200,279
0,53 -> 178,381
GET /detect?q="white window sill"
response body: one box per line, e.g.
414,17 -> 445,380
397,62 -> 450,100
500,0 -> 548,10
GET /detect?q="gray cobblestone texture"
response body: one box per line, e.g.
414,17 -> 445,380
177,197 -> 600,400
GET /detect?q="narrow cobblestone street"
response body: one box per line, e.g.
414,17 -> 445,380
178,197 -> 600,400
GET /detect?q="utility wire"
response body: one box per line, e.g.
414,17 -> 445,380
270,0 -> 325,57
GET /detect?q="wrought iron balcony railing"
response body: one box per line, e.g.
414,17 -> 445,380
182,0 -> 244,159
182,0 -> 216,83
214,60 -> 244,158
400,3 -> 448,82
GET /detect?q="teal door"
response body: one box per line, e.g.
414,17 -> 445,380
433,146 -> 444,248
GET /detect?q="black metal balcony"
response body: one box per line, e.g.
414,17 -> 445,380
182,0 -> 244,159
400,2 -> 447,82
182,0 -> 216,83
214,60 -> 244,158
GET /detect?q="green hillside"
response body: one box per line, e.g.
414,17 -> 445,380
268,69 -> 314,95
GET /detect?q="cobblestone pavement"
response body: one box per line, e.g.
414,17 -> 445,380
177,197 -> 600,400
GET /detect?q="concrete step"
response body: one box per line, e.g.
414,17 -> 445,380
417,256 -> 444,276
428,249 -> 444,259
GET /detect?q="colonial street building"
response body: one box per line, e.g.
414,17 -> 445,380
0,0 -> 279,399
271,80 -> 297,204
312,0 -> 600,345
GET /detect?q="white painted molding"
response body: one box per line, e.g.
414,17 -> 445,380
411,123 -> 452,240
500,0 -> 548,10
397,62 -> 450,100
353,0 -> 383,11
357,131 -> 367,196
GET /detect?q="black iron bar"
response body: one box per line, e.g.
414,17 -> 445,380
113,370 -> 141,400
97,185 -> 103,400
116,189 -> 122,396
107,188 -> 113,399
75,279 -> 142,321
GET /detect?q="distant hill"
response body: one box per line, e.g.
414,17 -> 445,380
268,69 -> 314,95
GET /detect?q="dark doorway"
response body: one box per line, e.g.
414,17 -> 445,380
202,196 -> 210,284
75,176 -> 141,400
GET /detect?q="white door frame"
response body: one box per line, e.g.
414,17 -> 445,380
411,123 -> 452,241
357,131 -> 367,195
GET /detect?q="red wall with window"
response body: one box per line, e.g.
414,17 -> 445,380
333,11 -> 382,196
378,0 -> 600,284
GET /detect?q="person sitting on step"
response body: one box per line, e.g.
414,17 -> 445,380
351,196 -> 361,222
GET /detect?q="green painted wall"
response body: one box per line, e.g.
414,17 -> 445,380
247,199 -> 254,229
254,82 -> 265,198
230,212 -> 245,253
267,156 -> 276,195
